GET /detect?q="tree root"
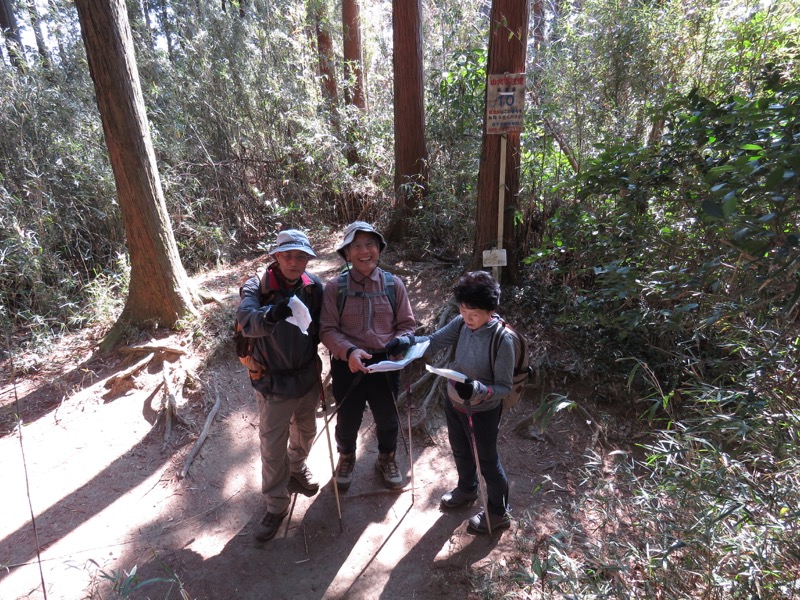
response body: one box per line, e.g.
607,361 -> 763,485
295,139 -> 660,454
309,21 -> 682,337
119,344 -> 187,356
393,301 -> 458,436
179,382 -> 222,479
157,360 -> 189,445
105,352 -> 155,390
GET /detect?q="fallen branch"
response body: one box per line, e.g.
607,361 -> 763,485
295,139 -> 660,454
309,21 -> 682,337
105,352 -> 155,389
120,344 -> 187,356
179,382 -> 222,480
376,260 -> 415,277
435,302 -> 458,329
161,362 -> 177,444
411,376 -> 445,433
196,287 -> 224,305
572,399 -> 606,449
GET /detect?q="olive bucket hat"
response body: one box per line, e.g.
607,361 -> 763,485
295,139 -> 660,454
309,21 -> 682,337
335,221 -> 387,260
269,229 -> 317,257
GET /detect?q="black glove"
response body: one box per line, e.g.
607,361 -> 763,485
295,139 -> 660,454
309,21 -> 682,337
386,334 -> 413,356
267,298 -> 292,322
454,378 -> 474,400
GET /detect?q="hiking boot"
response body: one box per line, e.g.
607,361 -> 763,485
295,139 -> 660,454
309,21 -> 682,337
375,452 -> 404,490
440,487 -> 479,509
254,507 -> 289,542
335,453 -> 355,491
290,464 -> 319,495
467,510 -> 512,535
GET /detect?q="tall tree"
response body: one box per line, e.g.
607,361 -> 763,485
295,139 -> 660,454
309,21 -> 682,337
155,0 -> 174,61
74,0 -> 198,348
387,0 -> 428,241
342,0 -> 365,110
0,0 -> 27,72
310,0 -> 339,116
25,0 -> 50,68
472,0 -> 529,283
48,0 -> 70,66
532,0 -> 544,47
341,0 -> 366,166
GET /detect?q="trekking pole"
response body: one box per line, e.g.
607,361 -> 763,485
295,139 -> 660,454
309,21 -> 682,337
318,373 -> 344,532
465,398 -> 492,534
406,376 -> 414,504
387,372 -> 410,459
311,370 -> 364,447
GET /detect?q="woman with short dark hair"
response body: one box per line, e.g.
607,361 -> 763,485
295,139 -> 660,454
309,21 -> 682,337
415,270 -> 513,534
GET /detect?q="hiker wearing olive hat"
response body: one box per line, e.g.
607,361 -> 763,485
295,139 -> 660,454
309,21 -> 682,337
236,229 -> 324,542
320,221 -> 417,491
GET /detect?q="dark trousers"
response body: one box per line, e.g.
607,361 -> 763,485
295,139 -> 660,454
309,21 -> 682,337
444,398 -> 509,516
330,357 -> 399,455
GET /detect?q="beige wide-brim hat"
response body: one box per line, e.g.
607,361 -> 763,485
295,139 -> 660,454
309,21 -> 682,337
335,221 -> 386,260
269,229 -> 317,257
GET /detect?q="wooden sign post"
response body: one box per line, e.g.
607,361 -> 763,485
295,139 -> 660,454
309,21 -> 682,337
483,73 -> 525,280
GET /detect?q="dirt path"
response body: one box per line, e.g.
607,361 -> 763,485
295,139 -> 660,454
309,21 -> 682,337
0,242 -> 591,600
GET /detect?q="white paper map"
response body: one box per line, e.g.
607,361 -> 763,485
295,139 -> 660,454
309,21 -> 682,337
286,296 -> 312,335
366,340 -> 430,373
424,364 -> 468,383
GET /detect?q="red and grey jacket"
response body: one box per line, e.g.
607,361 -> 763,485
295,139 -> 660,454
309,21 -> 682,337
236,264 -> 323,398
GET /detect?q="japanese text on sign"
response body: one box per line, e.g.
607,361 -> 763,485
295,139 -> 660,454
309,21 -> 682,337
486,73 -> 526,135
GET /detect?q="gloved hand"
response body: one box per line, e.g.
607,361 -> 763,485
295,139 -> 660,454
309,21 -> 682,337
386,334 -> 414,356
267,298 -> 292,322
454,378 -> 475,400
453,379 -> 489,402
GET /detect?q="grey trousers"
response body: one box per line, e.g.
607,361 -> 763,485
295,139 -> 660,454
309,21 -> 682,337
256,382 -> 318,513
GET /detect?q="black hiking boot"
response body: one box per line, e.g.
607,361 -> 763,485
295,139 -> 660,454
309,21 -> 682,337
254,507 -> 289,542
466,510 -> 512,535
440,487 -> 479,509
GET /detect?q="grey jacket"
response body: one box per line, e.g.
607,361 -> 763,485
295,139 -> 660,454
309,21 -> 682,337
419,314 -> 514,412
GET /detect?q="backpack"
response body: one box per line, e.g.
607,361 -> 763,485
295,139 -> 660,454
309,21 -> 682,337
233,268 -> 318,380
458,315 -> 531,409
490,317 -> 532,410
336,270 -> 397,316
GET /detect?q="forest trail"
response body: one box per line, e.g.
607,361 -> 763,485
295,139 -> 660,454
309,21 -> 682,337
0,240 -> 591,600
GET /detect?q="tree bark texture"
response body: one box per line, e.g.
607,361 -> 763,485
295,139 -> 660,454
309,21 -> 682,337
342,0 -> 365,110
25,0 -> 50,68
0,0 -> 27,72
311,1 -> 339,114
389,0 -> 428,241
532,0 -> 544,48
75,0 -> 197,331
472,0 -> 530,283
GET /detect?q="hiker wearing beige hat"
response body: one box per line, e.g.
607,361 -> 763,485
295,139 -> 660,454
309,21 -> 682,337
320,222 -> 417,492
236,229 -> 324,542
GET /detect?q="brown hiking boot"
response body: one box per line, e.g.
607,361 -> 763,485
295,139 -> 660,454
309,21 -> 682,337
335,453 -> 355,491
375,452 -> 404,490
290,464 -> 319,495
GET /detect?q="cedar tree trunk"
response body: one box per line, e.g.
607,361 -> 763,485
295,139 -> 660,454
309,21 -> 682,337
75,0 -> 197,348
472,0 -> 529,283
388,0 -> 428,241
